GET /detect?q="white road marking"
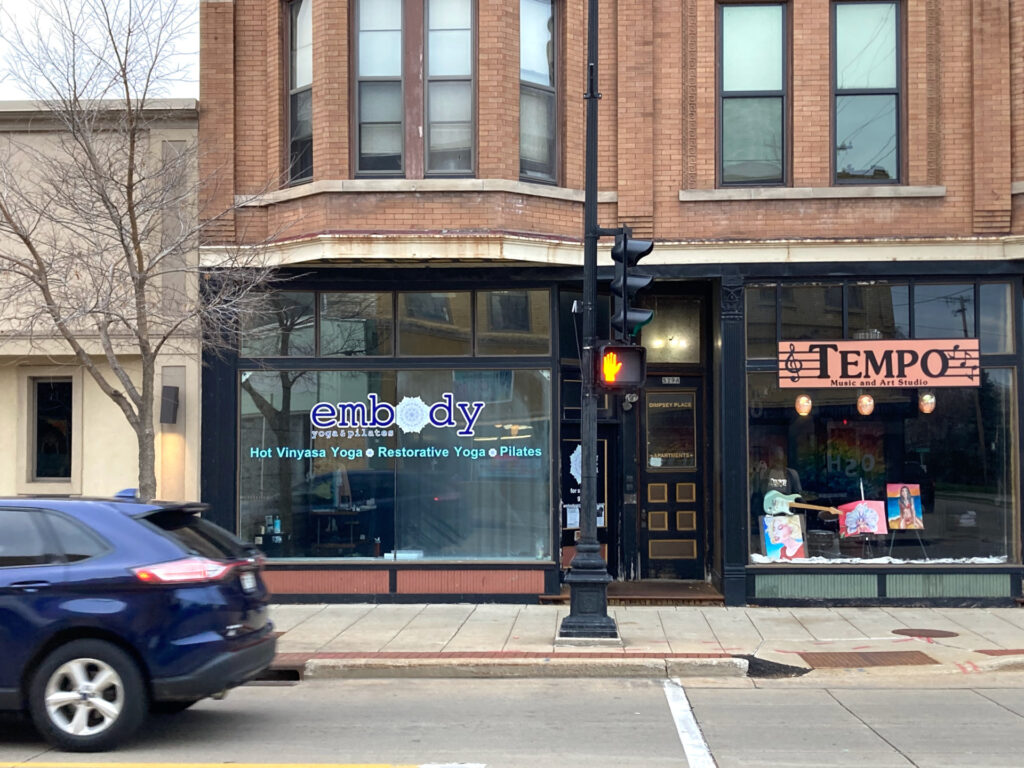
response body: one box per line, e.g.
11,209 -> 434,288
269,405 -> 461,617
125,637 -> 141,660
663,679 -> 717,768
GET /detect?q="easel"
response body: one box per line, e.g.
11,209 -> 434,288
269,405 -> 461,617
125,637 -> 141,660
888,528 -> 928,559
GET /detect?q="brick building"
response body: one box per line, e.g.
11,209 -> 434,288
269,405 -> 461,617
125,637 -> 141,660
199,0 -> 1024,604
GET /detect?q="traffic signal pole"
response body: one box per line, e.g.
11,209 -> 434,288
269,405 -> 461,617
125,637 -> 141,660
558,0 -> 618,639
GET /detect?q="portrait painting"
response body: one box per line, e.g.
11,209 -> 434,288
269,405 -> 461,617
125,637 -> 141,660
760,514 -> 807,560
837,500 -> 888,538
886,483 -> 924,530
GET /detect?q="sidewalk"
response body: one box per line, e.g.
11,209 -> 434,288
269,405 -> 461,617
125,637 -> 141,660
268,603 -> 1024,681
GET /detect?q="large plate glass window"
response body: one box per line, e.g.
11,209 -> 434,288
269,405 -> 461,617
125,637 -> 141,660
719,3 -> 785,185
833,1 -> 899,183
238,368 -> 552,560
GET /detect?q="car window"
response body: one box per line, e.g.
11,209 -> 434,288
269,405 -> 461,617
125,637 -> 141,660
143,509 -> 248,561
45,512 -> 108,562
0,508 -> 56,567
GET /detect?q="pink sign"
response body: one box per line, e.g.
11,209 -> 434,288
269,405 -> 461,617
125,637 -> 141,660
778,339 -> 979,389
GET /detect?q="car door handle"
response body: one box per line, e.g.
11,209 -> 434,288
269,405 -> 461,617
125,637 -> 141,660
11,580 -> 50,592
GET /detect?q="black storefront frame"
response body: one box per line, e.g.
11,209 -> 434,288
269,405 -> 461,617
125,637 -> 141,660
202,266 -> 596,600
202,260 -> 1024,605
729,272 -> 1024,606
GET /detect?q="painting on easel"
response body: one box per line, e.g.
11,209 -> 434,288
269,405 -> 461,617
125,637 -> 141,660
837,500 -> 888,537
886,484 -> 924,530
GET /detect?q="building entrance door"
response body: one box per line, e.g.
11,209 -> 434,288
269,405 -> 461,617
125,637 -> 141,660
639,382 -> 705,579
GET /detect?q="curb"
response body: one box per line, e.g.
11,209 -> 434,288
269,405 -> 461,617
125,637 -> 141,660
303,656 -> 749,679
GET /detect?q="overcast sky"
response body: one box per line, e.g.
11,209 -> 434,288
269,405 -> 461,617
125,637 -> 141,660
0,0 -> 199,100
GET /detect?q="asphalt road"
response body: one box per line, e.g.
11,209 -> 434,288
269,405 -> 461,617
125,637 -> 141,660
2,674 -> 1024,767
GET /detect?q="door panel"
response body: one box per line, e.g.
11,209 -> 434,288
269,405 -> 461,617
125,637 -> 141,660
640,384 -> 704,579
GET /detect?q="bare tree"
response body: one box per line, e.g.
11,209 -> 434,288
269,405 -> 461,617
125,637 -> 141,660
0,0 -> 275,500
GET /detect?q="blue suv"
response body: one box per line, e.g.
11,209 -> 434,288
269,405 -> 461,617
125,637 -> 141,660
0,498 -> 275,752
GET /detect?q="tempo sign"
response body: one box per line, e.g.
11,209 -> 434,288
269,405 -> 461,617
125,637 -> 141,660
777,339 -> 980,389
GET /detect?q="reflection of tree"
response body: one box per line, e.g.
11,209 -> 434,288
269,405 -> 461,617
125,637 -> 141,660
240,297 -> 313,542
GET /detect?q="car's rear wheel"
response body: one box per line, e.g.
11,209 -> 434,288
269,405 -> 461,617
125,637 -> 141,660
28,639 -> 146,752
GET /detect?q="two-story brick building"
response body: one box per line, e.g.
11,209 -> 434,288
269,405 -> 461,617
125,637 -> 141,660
199,0 -> 1024,605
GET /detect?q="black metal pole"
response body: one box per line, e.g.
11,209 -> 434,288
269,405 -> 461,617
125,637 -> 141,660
558,0 -> 617,639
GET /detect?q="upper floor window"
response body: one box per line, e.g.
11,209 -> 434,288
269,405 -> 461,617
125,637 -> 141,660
520,0 -> 556,183
288,0 -> 313,182
355,0 -> 475,177
833,1 -> 900,183
719,3 -> 786,186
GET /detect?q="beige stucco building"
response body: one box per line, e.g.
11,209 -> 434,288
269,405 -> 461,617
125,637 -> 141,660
0,100 -> 201,502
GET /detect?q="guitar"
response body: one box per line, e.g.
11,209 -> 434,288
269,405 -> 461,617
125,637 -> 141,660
763,490 -> 842,518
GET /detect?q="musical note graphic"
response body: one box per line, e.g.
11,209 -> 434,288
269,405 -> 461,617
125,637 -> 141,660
949,344 -> 978,382
784,343 -> 802,382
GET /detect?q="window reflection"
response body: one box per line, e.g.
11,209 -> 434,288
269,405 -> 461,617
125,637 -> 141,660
240,292 -> 316,357
398,292 -> 472,356
914,284 -> 974,339
238,368 -> 552,560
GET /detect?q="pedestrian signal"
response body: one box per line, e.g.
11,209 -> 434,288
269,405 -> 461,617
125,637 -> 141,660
596,343 -> 646,390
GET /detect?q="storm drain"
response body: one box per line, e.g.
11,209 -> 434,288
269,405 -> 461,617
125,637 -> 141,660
798,650 -> 939,668
892,628 -> 959,638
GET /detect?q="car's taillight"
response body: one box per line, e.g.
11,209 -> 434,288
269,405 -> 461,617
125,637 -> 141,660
132,557 -> 237,584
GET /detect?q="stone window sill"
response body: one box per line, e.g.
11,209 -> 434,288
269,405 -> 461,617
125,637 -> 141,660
678,185 -> 946,202
238,179 -> 617,207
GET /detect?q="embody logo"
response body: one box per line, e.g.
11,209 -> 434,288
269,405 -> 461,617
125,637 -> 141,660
310,393 -> 486,437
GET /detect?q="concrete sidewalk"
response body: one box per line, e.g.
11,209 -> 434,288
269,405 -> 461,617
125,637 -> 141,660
268,603 -> 1024,681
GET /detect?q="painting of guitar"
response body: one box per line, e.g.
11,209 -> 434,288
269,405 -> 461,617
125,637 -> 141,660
763,490 -> 842,518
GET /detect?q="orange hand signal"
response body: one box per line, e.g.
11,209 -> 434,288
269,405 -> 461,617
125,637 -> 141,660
602,350 -> 623,382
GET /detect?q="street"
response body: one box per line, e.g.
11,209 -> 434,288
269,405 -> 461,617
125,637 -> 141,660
3,674 -> 1024,767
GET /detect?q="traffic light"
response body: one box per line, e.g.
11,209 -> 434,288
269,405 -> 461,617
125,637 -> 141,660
610,228 -> 654,341
596,343 -> 646,390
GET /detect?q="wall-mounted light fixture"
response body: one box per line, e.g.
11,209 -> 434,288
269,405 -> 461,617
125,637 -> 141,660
159,386 -> 180,425
856,393 -> 875,416
919,392 -> 936,414
794,394 -> 813,416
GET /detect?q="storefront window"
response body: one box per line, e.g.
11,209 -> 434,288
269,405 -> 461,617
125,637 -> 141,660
238,368 -> 552,560
914,284 -> 974,339
746,368 -> 1017,564
781,285 -> 843,340
240,291 -> 316,357
980,283 -> 1013,354
745,286 -> 776,358
476,289 -> 551,356
398,292 -> 472,356
320,292 -> 394,356
848,283 -> 909,340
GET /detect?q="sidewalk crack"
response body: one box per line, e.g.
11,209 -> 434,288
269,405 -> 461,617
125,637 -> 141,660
826,689 -> 919,767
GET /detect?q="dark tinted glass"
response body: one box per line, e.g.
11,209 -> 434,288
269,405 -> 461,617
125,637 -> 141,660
781,285 -> 843,340
0,508 -> 52,566
848,284 -> 909,339
46,513 -> 107,562
145,510 -> 247,560
979,283 -> 1012,354
914,284 -> 974,339
746,286 -> 777,357
35,380 -> 72,479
